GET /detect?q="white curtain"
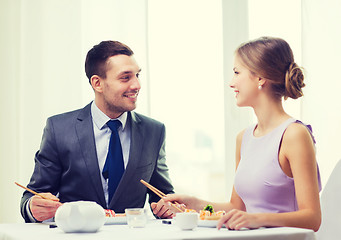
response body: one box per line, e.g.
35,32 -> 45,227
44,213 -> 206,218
0,0 -> 148,223
301,0 -> 341,186
222,0 -> 253,199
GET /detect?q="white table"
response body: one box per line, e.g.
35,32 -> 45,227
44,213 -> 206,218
0,219 -> 316,240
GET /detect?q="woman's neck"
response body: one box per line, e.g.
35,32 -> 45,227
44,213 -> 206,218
253,98 -> 291,137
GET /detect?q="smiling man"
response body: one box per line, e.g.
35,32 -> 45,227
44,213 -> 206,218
20,40 -> 174,223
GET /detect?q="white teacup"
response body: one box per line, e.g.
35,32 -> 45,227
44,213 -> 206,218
55,201 -> 105,233
175,212 -> 199,230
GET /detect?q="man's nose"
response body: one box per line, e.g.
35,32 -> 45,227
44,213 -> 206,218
131,76 -> 141,89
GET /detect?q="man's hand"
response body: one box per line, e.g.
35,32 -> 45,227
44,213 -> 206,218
29,193 -> 62,222
151,198 -> 175,219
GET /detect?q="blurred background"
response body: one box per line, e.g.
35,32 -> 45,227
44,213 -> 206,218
1,0 -> 340,223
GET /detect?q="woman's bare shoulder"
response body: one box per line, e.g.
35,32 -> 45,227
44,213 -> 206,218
283,122 -> 312,142
236,129 -> 246,143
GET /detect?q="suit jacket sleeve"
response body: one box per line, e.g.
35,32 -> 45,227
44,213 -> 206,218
20,117 -> 63,222
148,123 -> 175,204
20,104 -> 105,222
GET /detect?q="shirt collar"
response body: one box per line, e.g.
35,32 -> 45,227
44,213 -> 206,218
91,101 -> 128,130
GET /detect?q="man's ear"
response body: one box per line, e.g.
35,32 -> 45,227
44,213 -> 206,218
90,75 -> 102,92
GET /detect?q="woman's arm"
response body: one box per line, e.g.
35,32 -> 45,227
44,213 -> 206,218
218,123 -> 321,231
273,123 -> 321,231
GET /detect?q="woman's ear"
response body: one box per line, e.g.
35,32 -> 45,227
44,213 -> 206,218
258,77 -> 267,88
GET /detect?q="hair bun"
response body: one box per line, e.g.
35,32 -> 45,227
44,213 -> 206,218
284,62 -> 305,99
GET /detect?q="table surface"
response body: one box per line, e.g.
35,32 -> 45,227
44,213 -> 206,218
0,219 -> 316,240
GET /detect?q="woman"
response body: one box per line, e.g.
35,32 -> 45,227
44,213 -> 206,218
158,37 -> 321,231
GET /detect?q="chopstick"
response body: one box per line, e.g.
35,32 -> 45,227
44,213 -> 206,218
140,179 -> 167,198
14,182 -> 55,201
140,179 -> 184,212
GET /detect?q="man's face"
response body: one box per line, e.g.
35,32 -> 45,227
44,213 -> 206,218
95,54 -> 141,118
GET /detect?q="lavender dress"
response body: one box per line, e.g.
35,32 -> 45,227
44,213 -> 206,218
234,118 -> 321,213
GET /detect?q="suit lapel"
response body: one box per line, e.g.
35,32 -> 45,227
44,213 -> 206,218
75,103 -> 106,208
109,112 -> 143,206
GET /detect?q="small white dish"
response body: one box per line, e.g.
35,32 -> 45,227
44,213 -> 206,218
175,212 -> 198,230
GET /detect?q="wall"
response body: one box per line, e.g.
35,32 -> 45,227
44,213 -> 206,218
0,0 -> 148,223
302,0 -> 341,186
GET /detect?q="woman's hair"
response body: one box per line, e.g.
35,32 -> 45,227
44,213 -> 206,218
236,36 -> 305,100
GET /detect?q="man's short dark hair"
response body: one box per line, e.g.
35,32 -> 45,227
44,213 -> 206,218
85,40 -> 134,82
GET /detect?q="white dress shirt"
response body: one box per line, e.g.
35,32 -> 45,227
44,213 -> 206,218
91,101 -> 131,207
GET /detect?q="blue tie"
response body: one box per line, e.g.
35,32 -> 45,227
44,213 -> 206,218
102,120 -> 125,202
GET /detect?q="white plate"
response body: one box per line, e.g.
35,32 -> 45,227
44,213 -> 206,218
198,220 -> 219,228
198,220 -> 227,228
105,216 -> 127,225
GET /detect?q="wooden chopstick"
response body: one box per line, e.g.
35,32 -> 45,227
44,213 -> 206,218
14,182 -> 55,201
141,180 -> 166,198
140,179 -> 184,212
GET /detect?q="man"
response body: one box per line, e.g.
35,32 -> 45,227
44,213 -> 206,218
20,40 -> 174,222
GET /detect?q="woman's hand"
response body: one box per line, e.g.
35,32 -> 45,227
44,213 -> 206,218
217,209 -> 261,230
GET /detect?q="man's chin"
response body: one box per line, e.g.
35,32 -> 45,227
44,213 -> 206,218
125,103 -> 137,112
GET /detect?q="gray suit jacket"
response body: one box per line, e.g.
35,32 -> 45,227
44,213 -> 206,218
20,103 -> 174,222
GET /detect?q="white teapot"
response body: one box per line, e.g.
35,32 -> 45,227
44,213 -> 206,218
55,201 -> 105,233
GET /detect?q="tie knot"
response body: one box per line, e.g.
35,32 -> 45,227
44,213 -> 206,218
107,120 -> 121,131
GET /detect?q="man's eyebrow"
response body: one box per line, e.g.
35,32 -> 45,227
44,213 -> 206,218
118,69 -> 142,76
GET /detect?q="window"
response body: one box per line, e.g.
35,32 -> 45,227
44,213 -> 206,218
147,0 -> 226,201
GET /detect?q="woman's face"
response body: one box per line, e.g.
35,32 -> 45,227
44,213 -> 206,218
230,55 -> 260,107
